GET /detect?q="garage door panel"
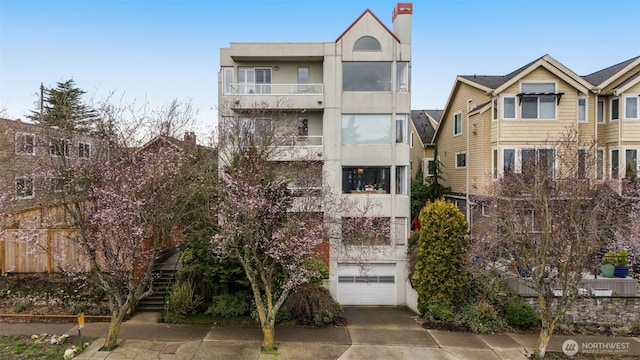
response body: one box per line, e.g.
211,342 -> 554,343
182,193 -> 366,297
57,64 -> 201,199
337,263 -> 396,305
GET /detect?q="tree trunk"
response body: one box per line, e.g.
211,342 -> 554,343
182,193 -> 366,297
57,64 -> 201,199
102,309 -> 126,351
534,325 -> 551,359
260,318 -> 276,351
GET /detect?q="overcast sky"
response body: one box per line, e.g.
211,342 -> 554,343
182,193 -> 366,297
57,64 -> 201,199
1,0 -> 639,138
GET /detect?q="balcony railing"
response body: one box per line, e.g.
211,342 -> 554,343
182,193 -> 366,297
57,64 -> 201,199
225,83 -> 324,95
275,136 -> 323,147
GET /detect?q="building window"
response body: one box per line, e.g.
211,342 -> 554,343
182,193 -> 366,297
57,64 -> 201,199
597,100 -> 604,123
626,149 -> 638,178
521,83 -> 556,119
425,158 -> 435,177
453,113 -> 462,136
395,217 -> 407,245
342,62 -> 392,91
342,167 -> 390,194
503,149 -> 515,176
492,99 -> 498,121
342,217 -> 390,245
522,148 -> 555,180
15,132 -> 35,155
15,176 -> 34,199
396,114 -> 408,143
596,149 -> 604,180
49,138 -> 69,157
78,142 -> 91,159
222,67 -> 234,94
611,149 -> 619,179
49,177 -> 67,193
395,166 -> 407,194
238,67 -> 271,94
396,62 -> 409,92
578,98 -> 587,122
492,149 -> 498,179
625,96 -> 638,120
342,114 -> 391,144
503,96 -> 516,119
611,98 -> 619,121
455,152 -> 466,168
410,132 -> 414,148
578,149 -> 588,178
297,67 -> 309,92
353,36 -> 381,51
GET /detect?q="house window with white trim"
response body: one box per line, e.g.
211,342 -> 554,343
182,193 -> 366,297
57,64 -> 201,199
425,158 -> 435,177
611,98 -> 619,121
49,138 -> 69,157
520,83 -> 556,119
238,67 -> 271,94
395,166 -> 407,194
396,62 -> 409,92
578,148 -> 588,178
222,67 -> 234,94
492,149 -> 498,179
453,113 -> 462,136
78,142 -> 91,159
503,96 -> 516,119
596,149 -> 604,180
455,152 -> 466,168
503,149 -> 515,176
611,149 -> 619,179
624,96 -> 638,120
15,132 -> 35,155
15,176 -> 34,199
492,99 -> 498,121
49,177 -> 67,193
597,100 -> 604,123
578,98 -> 587,123
625,149 -> 638,179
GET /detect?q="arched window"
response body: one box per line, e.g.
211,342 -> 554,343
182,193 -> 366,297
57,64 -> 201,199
353,36 -> 381,51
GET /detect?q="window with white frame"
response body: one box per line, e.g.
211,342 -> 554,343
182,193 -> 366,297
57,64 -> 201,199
503,149 -> 515,176
520,83 -> 556,119
455,152 -> 466,168
297,67 -> 309,92
503,96 -> 516,119
492,149 -> 498,179
578,98 -> 587,122
597,100 -> 605,123
424,158 -> 435,177
492,99 -> 498,121
626,149 -> 638,178
611,98 -> 619,121
395,166 -> 407,194
49,138 -> 69,157
522,148 -> 555,181
611,149 -> 619,179
596,149 -> 604,180
49,177 -> 67,193
453,112 -> 462,136
342,62 -> 392,91
396,62 -> 409,92
222,67 -> 234,94
410,132 -> 414,148
78,142 -> 91,159
624,96 -> 638,120
238,67 -> 271,94
395,114 -> 408,143
15,132 -> 35,155
15,176 -> 34,199
578,148 -> 588,178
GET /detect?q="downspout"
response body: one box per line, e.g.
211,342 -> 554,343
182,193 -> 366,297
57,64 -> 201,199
466,106 -> 471,229
618,93 -> 622,195
593,89 -> 599,181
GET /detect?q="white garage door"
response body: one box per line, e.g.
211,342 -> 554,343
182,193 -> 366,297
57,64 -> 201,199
337,263 -> 396,305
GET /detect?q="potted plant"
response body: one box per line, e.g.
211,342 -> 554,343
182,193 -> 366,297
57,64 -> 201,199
613,249 -> 629,278
600,251 -> 616,278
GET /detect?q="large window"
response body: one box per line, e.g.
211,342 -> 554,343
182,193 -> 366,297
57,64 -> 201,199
15,132 -> 35,155
342,114 -> 391,144
455,152 -> 466,168
342,217 -> 390,245
15,176 -> 34,199
522,148 -> 555,179
503,96 -> 516,119
49,138 -> 69,157
238,67 -> 271,94
521,83 -> 556,119
625,96 -> 638,120
342,62 -> 392,91
342,167 -> 390,194
453,113 -> 462,135
395,114 -> 408,143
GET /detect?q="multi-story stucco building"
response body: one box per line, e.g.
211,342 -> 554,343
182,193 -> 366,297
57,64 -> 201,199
433,54 -> 640,228
218,3 -> 413,305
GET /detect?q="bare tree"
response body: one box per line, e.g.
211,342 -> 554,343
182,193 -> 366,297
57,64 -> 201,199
472,128 -> 628,359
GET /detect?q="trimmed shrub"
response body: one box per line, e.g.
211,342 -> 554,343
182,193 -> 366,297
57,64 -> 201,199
506,301 -> 538,329
284,284 -> 343,326
166,280 -> 202,316
304,257 -> 329,285
206,292 -> 249,318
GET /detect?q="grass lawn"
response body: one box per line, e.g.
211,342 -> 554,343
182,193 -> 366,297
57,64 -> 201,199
0,335 -> 94,360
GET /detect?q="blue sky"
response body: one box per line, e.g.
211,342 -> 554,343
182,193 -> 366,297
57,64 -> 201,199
1,0 -> 639,138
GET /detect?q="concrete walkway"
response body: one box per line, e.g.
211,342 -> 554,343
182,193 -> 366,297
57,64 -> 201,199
1,308 -> 639,359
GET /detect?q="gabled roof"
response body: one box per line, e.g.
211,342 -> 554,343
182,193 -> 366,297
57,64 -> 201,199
582,56 -> 640,87
612,70 -> 640,95
335,9 -> 401,43
411,110 -> 439,146
458,57 -> 542,90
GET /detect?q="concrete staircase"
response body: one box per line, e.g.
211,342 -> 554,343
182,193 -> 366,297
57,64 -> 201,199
136,249 -> 181,312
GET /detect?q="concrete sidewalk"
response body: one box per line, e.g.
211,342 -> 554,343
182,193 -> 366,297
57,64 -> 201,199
1,308 -> 639,359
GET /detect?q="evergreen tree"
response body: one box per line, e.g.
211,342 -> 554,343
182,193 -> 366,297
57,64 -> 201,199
425,146 -> 450,201
410,162 -> 428,222
28,80 -> 100,132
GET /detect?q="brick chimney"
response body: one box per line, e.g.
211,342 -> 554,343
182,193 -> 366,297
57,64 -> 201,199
183,131 -> 196,145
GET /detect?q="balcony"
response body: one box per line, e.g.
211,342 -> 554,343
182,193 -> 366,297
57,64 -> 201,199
223,83 -> 325,110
